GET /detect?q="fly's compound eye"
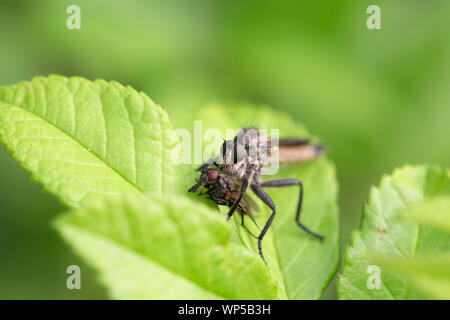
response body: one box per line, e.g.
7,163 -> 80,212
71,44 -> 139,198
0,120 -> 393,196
207,168 -> 218,182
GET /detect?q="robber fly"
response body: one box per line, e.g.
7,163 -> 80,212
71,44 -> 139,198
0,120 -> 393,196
189,127 -> 325,264
188,165 -> 260,238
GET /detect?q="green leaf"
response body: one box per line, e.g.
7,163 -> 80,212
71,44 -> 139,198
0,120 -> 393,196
0,76 -> 278,299
374,254 -> 450,300
0,75 -> 183,208
400,196 -> 450,232
55,194 -> 278,299
1,76 -> 338,299
194,102 -> 340,299
338,166 -> 450,299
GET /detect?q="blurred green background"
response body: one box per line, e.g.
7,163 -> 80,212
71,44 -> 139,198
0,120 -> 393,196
0,0 -> 449,299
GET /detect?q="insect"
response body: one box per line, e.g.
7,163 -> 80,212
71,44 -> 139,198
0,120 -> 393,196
188,166 -> 260,238
190,127 -> 325,264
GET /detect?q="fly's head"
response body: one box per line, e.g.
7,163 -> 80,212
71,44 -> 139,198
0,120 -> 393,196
188,166 -> 219,193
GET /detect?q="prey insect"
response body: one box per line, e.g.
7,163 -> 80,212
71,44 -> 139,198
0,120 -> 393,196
189,128 -> 325,264
189,166 -> 260,238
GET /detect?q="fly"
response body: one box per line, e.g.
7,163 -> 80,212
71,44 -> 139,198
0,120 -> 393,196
189,166 -> 260,238
190,128 -> 325,264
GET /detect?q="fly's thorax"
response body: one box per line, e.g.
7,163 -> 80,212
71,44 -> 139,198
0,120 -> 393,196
220,128 -> 273,179
217,173 -> 238,193
208,184 -> 227,200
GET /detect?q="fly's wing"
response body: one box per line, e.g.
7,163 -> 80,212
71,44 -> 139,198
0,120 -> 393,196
272,138 -> 325,163
273,135 -> 326,164
241,195 -> 260,229
236,200 -> 249,215
243,194 -> 260,213
278,138 -> 311,146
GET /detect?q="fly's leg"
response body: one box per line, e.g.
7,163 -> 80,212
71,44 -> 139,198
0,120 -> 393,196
226,178 -> 248,221
240,213 -> 258,239
245,211 -> 261,230
250,184 -> 276,265
261,179 -> 324,241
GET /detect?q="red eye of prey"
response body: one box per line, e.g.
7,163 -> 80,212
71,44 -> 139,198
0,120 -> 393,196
207,168 -> 218,181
